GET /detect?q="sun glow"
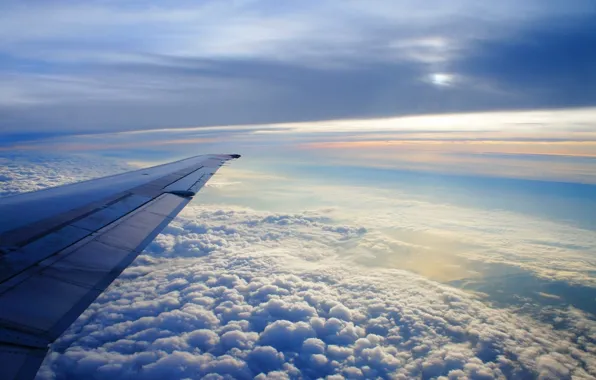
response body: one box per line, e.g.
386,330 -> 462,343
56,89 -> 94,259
429,72 -> 454,86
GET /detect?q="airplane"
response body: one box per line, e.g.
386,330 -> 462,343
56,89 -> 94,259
0,153 -> 240,379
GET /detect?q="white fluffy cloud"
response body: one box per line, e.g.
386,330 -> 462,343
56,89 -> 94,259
203,166 -> 596,287
1,154 -> 594,379
32,204 -> 595,379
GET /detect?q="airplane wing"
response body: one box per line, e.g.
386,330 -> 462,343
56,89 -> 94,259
0,153 -> 240,379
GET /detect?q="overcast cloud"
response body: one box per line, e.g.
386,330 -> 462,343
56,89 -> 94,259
1,0 -> 595,135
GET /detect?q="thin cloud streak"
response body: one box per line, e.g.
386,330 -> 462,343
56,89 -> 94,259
3,108 -> 596,183
0,138 -> 215,152
300,140 -> 596,158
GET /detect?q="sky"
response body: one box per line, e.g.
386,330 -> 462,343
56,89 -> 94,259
1,0 -> 596,136
1,1 -> 596,379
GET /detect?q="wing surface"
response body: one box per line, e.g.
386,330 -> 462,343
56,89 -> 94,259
0,153 -> 240,379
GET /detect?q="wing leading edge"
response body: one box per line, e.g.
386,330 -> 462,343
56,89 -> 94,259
0,154 -> 240,379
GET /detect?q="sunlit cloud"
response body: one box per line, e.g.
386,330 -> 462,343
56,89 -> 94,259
300,140 -> 596,158
247,107 -> 596,134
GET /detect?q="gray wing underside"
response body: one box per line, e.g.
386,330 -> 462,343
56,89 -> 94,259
0,154 -> 240,379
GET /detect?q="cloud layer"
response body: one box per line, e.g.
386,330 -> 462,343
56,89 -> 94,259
35,204 -> 596,379
1,153 -> 594,379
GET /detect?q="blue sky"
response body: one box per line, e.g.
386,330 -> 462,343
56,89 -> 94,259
1,0 -> 596,135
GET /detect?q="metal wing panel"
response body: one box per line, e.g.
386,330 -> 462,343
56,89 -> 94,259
0,195 -> 189,380
0,153 -> 240,380
0,154 -> 229,236
0,193 -> 189,339
0,154 -> 231,277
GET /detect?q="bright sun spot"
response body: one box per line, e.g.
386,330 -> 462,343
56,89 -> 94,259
429,73 -> 453,86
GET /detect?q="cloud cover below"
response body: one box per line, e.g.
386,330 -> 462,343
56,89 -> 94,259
0,153 -> 594,379
35,203 -> 596,379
